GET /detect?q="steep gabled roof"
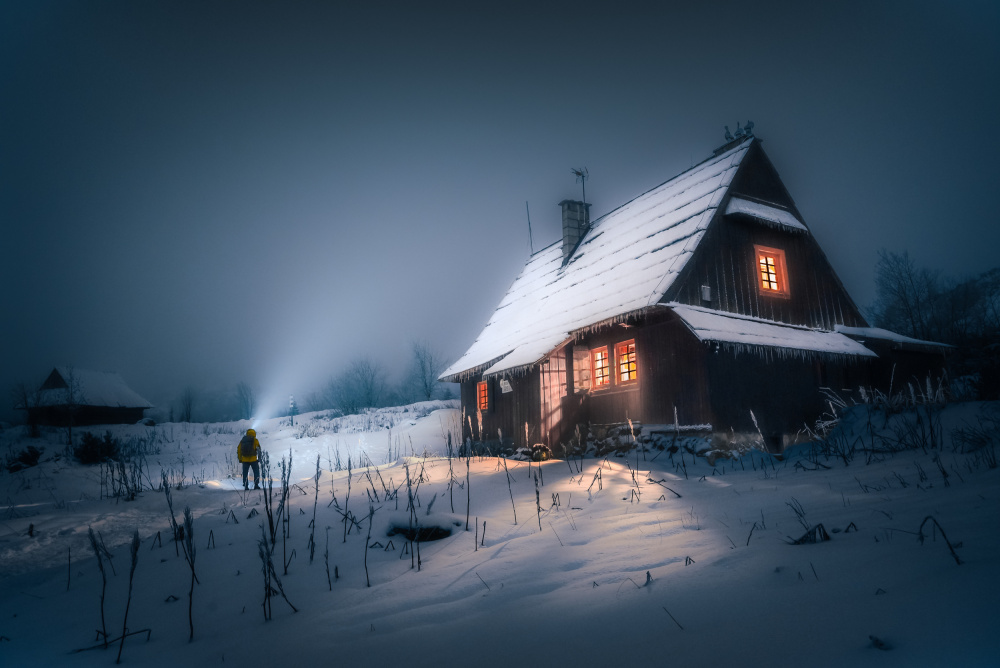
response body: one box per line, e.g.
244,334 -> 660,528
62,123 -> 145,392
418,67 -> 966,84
38,367 -> 153,408
441,139 -> 753,381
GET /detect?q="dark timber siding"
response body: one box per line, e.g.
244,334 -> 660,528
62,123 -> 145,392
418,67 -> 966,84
29,406 -> 147,427
667,141 -> 866,331
668,216 -> 866,330
704,351 -> 865,448
461,368 -> 541,448
855,340 -> 948,394
726,141 -> 798,209
566,312 -> 712,435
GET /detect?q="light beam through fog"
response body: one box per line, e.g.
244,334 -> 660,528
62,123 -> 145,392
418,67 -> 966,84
2,2 -> 998,421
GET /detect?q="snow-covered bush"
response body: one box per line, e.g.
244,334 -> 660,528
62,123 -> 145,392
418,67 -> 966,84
512,444 -> 552,461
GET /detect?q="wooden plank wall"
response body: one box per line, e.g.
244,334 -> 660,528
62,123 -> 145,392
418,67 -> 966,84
461,369 -> 541,449
704,351 -> 867,446
669,141 -> 866,330
669,216 -> 866,331
29,406 -> 146,427
574,313 -> 712,430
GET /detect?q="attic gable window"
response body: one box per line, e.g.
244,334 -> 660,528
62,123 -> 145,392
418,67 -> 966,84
616,340 -> 637,383
592,347 -> 610,389
755,245 -> 790,297
477,381 -> 489,411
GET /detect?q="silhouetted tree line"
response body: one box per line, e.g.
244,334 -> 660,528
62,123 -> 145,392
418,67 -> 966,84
305,341 -> 454,415
869,249 -> 1000,398
6,342 -> 456,428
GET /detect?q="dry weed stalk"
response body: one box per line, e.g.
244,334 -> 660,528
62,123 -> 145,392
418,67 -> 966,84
86,527 -> 108,647
115,531 -> 140,664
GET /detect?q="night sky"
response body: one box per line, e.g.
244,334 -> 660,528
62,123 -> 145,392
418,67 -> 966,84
3,1 -> 998,421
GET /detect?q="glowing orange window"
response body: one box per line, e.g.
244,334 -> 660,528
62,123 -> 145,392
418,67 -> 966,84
616,340 -> 637,383
592,347 -> 610,389
755,245 -> 789,297
477,381 -> 488,411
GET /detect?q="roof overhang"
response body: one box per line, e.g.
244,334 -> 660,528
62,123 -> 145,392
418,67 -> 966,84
669,304 -> 877,359
835,325 -> 953,354
438,352 -> 513,384
725,196 -> 808,233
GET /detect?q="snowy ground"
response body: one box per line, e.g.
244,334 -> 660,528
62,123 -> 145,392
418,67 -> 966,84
1,399 -> 998,667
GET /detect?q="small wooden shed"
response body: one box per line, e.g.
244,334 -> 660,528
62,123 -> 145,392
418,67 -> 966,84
29,367 -> 153,426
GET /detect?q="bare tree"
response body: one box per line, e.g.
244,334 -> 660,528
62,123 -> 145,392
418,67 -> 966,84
322,376 -> 347,414
328,357 -> 387,415
10,380 -> 41,435
304,389 -> 329,413
235,382 -> 256,420
869,249 -> 939,340
178,387 -> 197,423
352,357 -> 386,408
61,367 -> 83,446
410,340 -> 445,401
977,269 -> 1000,337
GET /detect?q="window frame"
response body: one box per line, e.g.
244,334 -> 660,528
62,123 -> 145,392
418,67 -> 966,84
477,380 -> 489,411
615,339 -> 637,385
754,244 -> 790,298
591,346 -> 611,390
572,346 -> 592,394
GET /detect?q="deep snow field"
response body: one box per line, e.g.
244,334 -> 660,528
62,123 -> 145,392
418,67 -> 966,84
1,399 -> 998,667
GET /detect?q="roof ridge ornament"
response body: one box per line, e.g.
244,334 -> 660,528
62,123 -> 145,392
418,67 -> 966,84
714,121 -> 755,156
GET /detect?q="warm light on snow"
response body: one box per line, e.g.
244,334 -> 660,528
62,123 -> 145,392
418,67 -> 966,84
1,400 -> 997,666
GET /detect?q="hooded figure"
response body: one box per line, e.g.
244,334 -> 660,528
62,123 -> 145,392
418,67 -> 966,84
237,428 -> 262,489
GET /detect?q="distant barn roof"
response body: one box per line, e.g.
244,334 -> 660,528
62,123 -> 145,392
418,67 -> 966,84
441,139 -> 754,381
39,368 -> 153,408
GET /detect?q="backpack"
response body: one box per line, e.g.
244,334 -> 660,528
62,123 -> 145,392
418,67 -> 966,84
239,434 -> 256,459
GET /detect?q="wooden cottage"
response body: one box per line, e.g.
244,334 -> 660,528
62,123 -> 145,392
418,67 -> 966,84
439,132 -> 948,453
29,367 -> 153,426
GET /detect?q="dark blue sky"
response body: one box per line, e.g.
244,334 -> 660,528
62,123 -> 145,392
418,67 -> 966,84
2,1 -> 998,420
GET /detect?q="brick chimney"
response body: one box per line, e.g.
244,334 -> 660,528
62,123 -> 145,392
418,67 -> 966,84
560,199 -> 591,264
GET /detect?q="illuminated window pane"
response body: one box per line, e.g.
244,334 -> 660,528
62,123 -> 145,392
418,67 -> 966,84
616,340 -> 636,382
759,256 -> 779,291
755,246 -> 788,296
477,381 -> 488,411
592,348 -> 610,388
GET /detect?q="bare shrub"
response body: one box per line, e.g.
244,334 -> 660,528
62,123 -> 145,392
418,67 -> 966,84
235,382 -> 256,420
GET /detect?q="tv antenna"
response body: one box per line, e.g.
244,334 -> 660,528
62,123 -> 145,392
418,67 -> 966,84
525,201 -> 534,254
571,167 -> 589,205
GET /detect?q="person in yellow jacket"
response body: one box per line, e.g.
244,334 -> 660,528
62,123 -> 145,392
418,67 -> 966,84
237,428 -> 262,490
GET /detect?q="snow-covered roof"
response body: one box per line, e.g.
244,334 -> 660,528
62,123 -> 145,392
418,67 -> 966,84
834,326 -> 952,350
39,367 -> 153,408
670,304 -> 877,358
441,139 -> 753,381
724,196 -> 808,232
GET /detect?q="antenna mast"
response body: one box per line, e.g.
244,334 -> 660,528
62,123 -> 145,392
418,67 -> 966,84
571,167 -> 589,205
525,201 -> 534,254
